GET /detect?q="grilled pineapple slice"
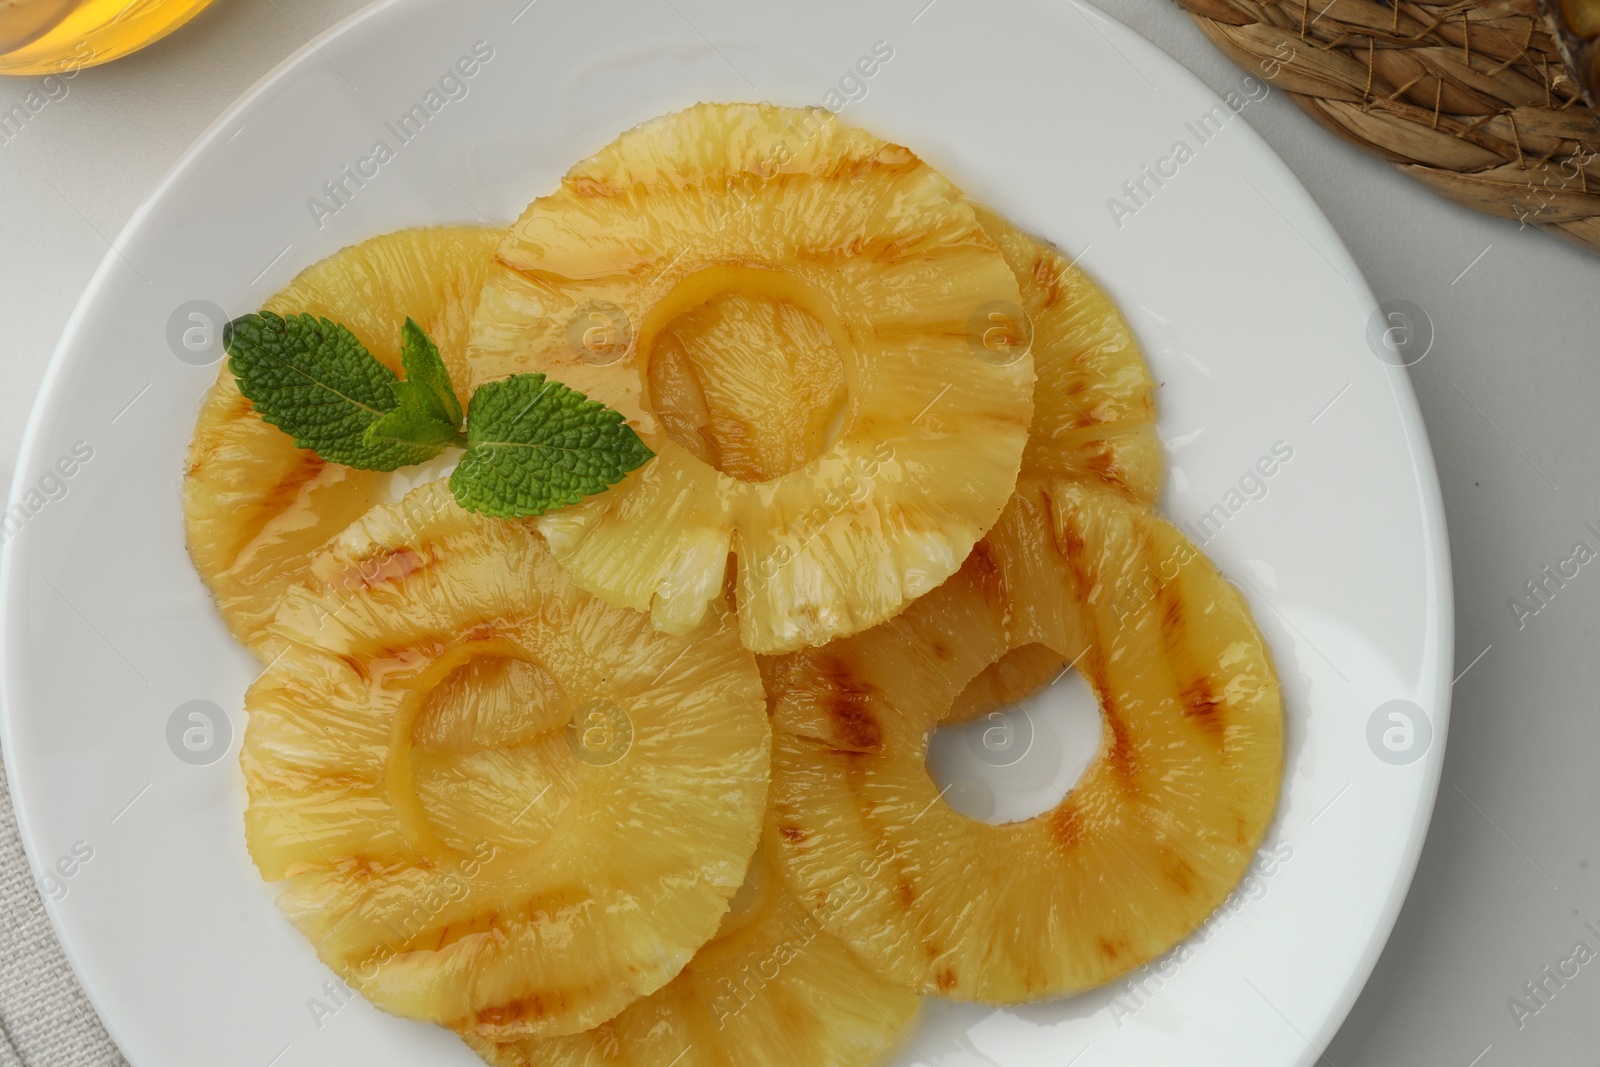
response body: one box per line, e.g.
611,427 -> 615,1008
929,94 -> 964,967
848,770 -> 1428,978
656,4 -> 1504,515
243,483 -> 770,1039
768,480 -> 1283,1001
184,226 -> 500,656
972,204 -> 1160,503
466,102 -> 1034,654
464,843 -> 918,1067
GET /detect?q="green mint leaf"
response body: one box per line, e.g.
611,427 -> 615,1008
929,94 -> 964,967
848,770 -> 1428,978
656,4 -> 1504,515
449,373 -> 654,519
225,311 -> 443,471
364,319 -> 467,450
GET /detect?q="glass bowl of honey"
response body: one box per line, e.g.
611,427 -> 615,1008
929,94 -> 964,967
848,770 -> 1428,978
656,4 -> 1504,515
0,0 -> 217,76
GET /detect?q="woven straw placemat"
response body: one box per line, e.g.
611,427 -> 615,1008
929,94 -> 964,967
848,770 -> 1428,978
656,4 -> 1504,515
1180,0 -> 1600,252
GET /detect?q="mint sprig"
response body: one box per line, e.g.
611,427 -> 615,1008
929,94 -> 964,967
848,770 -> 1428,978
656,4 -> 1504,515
451,374 -> 657,518
224,313 -> 652,517
224,312 -> 443,471
365,318 -> 467,451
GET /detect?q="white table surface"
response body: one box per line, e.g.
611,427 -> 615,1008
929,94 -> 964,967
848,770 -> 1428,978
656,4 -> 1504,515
0,1 -> 1597,1065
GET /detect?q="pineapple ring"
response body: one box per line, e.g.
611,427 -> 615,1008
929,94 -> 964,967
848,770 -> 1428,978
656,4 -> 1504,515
465,102 -> 1035,655
183,226 -> 501,658
462,842 -> 919,1067
767,480 -> 1284,1002
243,483 -> 770,1039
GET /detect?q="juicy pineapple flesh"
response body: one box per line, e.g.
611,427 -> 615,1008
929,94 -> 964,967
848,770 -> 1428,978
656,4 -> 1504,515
183,226 -> 501,657
242,483 -> 770,1039
768,480 -> 1284,1002
464,841 -> 919,1067
466,102 -> 1035,654
948,641 -> 1069,722
969,204 -> 1161,504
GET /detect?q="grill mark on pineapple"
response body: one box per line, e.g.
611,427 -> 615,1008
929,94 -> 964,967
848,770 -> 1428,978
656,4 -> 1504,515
1048,802 -> 1086,852
1162,853 -> 1200,897
1150,551 -> 1228,743
790,238 -> 1005,272
431,908 -> 498,951
263,457 -> 328,509
966,538 -> 999,579
827,697 -> 882,751
818,658 -> 884,752
336,653 -> 373,684
1080,444 -> 1119,481
477,989 -> 570,1027
1180,677 -> 1224,735
701,150 -> 924,195
1096,936 -> 1126,963
562,149 -> 922,221
1104,712 -> 1140,784
963,539 -> 1011,617
220,454 -> 330,565
385,877 -> 595,954
327,546 -> 428,591
1046,492 -> 1089,582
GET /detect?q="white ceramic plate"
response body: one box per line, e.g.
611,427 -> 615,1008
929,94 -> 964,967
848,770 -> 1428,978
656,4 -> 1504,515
0,1 -> 1452,1064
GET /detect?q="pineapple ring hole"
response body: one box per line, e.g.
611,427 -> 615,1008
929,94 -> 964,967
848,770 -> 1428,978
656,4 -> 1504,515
926,646 -> 1104,826
412,651 -> 572,752
387,639 -> 580,856
642,265 -> 850,483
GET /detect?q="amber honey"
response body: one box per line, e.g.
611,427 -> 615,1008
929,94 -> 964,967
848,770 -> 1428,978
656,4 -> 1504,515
0,0 -> 215,76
